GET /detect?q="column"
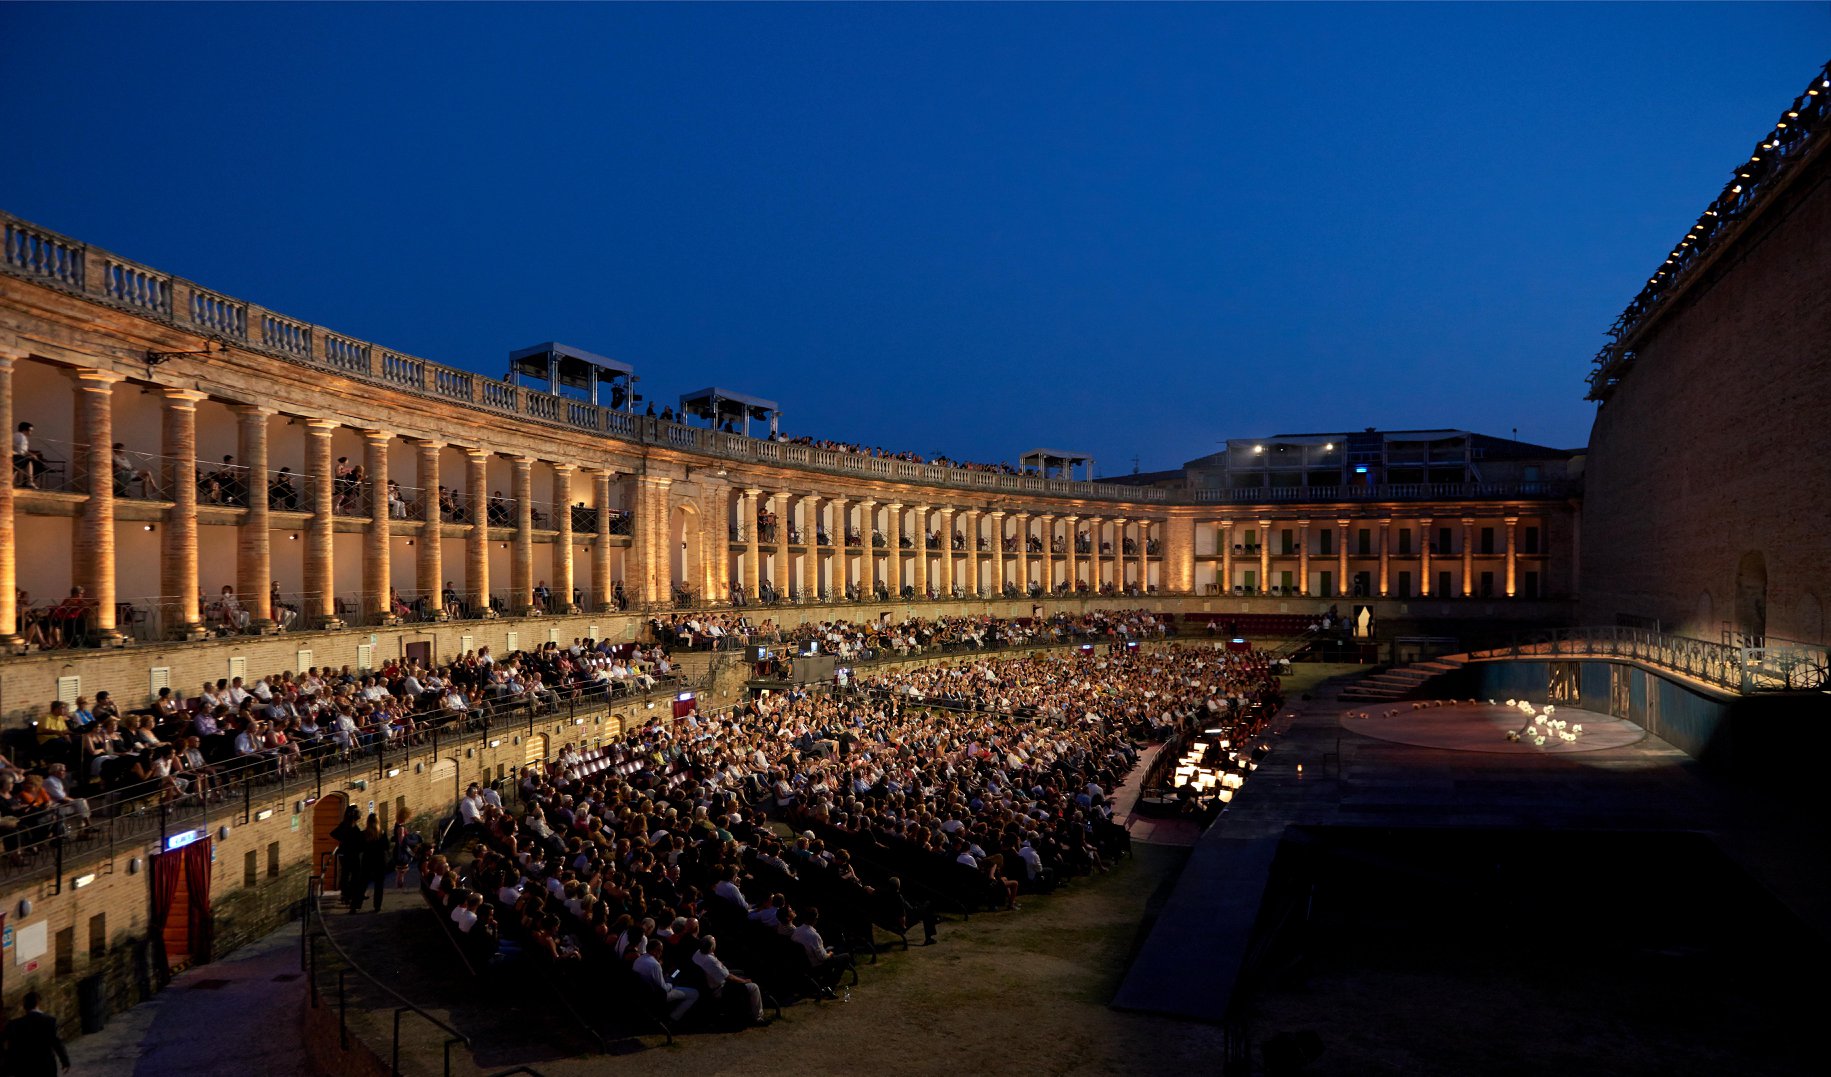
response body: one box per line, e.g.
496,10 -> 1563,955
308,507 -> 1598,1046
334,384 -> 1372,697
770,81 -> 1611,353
1337,518 -> 1351,597
1570,504 -> 1581,599
553,464 -> 577,611
466,448 -> 495,617
963,509 -> 978,596
1136,520 -> 1150,593
1505,516 -> 1519,598
831,496 -> 849,598
1218,519 -> 1232,596
741,488 -> 760,600
593,470 -> 614,610
364,430 -> 396,624
1014,512 -> 1030,593
801,495 -> 821,602
72,370 -> 124,643
1257,518 -> 1271,595
1297,519 -> 1310,596
1379,518 -> 1392,597
944,509 -> 959,600
235,405 -> 277,631
989,510 -> 1006,595
1461,517 -> 1475,597
910,504 -> 929,598
510,455 -> 534,614
418,441 -> 446,619
1063,515 -> 1079,594
305,420 -> 342,627
160,388 -> 208,639
0,357 -> 16,646
773,491 -> 792,598
1419,516 -> 1433,596
858,499 -> 877,598
640,477 -> 671,606
885,502 -> 904,597
1039,514 -> 1056,593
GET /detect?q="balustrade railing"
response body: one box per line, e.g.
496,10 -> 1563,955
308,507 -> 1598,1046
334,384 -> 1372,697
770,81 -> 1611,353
1470,625 -> 1829,694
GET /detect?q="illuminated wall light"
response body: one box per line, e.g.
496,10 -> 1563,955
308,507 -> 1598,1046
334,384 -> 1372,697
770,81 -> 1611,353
72,873 -> 97,889
489,738 -> 502,748
386,767 -> 401,778
254,808 -> 274,821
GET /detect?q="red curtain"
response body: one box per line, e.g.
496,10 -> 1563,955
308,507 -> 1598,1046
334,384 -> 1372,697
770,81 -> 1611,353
183,839 -> 214,965
148,846 -> 185,975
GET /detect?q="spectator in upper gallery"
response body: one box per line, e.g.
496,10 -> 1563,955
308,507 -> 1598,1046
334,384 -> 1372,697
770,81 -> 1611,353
111,442 -> 161,498
12,422 -> 49,488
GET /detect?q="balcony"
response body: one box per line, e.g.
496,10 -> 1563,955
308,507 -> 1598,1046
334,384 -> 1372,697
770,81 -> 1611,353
1189,480 -> 1573,504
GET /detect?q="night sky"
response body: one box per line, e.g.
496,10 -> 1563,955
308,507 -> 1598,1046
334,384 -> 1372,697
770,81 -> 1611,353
4,3 -> 1825,476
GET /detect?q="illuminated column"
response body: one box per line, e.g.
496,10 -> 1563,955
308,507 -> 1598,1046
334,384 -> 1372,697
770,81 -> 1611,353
858,499 -> 878,598
416,441 -> 446,618
235,405 -> 276,631
1039,514 -> 1057,593
1505,516 -> 1519,598
944,512 -> 959,600
641,477 -> 672,605
878,505 -> 893,597
1063,515 -> 1079,593
1419,516 -> 1434,597
801,495 -> 821,601
1014,513 -> 1031,592
508,456 -> 535,614
773,491 -> 792,597
911,504 -> 929,598
1337,518 -> 1351,597
740,488 -> 760,599
364,430 -> 396,624
466,448 -> 495,617
305,420 -> 342,627
989,510 -> 1006,594
1163,516 -> 1195,594
1569,504 -> 1581,600
1136,520 -> 1151,593
593,469 -> 614,609
831,496 -> 849,596
1460,517 -> 1474,597
72,370 -> 124,642
1297,520 -> 1310,597
1257,519 -> 1271,595
1379,518 -> 1392,597
553,464 -> 577,612
160,388 -> 208,639
0,357 -> 16,645
962,509 -> 977,595
1218,519 -> 1232,595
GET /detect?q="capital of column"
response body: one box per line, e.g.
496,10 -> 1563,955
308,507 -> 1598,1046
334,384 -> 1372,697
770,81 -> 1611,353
508,454 -> 532,469
463,445 -> 490,460
744,486 -> 762,497
1258,518 -> 1272,528
939,506 -> 955,518
306,418 -> 340,435
1461,517 -> 1475,526
161,387 -> 209,407
363,429 -> 393,444
989,509 -> 1005,519
415,438 -> 446,452
1297,519 -> 1310,529
233,404 -> 278,418
887,502 -> 903,511
551,462 -> 574,475
69,369 -> 126,390
1504,516 -> 1519,526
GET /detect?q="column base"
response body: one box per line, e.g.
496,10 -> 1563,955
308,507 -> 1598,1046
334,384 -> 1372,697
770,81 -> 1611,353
0,634 -> 25,656
478,608 -> 500,620
515,606 -> 541,618
95,629 -> 127,648
563,604 -> 581,615
252,619 -> 280,636
177,623 -> 210,642
315,617 -> 346,632
426,611 -> 451,623
374,613 -> 401,627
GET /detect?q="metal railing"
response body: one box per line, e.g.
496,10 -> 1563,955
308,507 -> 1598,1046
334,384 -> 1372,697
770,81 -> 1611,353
1469,625 -> 1829,694
1590,62 -> 1831,399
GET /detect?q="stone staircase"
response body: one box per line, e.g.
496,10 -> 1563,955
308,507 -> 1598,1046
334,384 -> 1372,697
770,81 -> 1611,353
1338,654 -> 1468,702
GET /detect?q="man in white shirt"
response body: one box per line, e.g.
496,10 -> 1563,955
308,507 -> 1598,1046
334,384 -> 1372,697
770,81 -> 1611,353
693,936 -> 764,1023
789,908 -> 850,991
633,939 -> 698,1021
450,892 -> 481,932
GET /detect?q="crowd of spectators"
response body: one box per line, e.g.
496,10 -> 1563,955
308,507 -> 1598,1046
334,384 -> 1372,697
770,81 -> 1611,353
769,434 -> 1022,476
647,609 -> 1169,658
0,638 -> 684,864
410,641 -> 1273,1034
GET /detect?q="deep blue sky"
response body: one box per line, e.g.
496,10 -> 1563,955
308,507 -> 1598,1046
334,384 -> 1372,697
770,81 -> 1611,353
4,4 -> 1825,475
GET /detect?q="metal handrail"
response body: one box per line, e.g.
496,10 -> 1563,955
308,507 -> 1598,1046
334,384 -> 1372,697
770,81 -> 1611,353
303,877 -> 474,1077
1468,625 -> 1829,694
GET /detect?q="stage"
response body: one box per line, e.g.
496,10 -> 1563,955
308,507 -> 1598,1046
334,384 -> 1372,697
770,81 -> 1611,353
1339,700 -> 1645,754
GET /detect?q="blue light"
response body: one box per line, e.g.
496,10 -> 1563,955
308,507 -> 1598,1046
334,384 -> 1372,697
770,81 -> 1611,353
1354,466 -> 1369,475
166,829 -> 202,851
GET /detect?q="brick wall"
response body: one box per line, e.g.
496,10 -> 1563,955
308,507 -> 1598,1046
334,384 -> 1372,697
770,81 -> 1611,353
1581,148 -> 1831,643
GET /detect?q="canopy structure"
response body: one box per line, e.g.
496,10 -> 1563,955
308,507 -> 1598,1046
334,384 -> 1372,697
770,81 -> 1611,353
678,387 -> 781,437
508,342 -> 638,410
1020,448 -> 1095,481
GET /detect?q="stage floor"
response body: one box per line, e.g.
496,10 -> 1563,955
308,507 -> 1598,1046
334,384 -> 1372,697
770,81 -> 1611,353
1339,701 -> 1646,754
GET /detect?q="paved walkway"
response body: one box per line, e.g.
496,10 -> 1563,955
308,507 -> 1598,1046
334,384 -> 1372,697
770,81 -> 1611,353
65,923 -> 313,1077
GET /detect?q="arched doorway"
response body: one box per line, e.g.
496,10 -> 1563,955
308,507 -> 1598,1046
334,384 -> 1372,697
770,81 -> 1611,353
311,793 -> 349,886
1735,551 -> 1767,646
